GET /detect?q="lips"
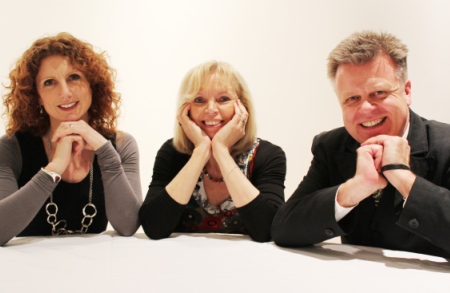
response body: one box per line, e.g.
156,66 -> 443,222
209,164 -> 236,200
204,120 -> 223,126
58,101 -> 78,109
361,117 -> 386,128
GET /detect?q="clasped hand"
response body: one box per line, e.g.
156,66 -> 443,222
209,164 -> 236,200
355,135 -> 411,197
47,121 -> 108,174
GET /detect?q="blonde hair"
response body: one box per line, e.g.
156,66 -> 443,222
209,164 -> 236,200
328,30 -> 408,83
173,60 -> 257,157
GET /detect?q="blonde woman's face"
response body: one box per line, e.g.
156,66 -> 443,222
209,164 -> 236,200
189,73 -> 237,139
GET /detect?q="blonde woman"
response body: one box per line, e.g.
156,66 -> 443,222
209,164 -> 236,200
139,61 -> 285,242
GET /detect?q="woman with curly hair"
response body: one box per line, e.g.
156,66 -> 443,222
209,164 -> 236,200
0,32 -> 142,245
139,61 -> 286,242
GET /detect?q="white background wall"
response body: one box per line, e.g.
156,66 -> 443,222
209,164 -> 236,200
1,0 -> 449,198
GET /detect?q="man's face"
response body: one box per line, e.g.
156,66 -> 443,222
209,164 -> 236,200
335,55 -> 411,144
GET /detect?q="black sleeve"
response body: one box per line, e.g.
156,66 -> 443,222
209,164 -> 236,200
271,135 -> 348,247
139,140 -> 189,239
237,140 -> 286,242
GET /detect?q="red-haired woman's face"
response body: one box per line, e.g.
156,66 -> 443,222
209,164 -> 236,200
36,55 -> 92,126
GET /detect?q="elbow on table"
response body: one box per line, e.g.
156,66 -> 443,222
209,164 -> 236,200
272,231 -> 313,248
271,221 -> 312,248
0,239 -> 9,246
142,227 -> 172,240
114,222 -> 140,237
247,230 -> 272,243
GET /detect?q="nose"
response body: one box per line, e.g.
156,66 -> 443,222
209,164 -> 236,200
360,99 -> 375,112
205,99 -> 218,114
59,81 -> 72,100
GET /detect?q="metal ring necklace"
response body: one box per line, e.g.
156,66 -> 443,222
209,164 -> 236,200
44,133 -> 97,235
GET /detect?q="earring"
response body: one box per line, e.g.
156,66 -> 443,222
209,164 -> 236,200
39,105 -> 43,115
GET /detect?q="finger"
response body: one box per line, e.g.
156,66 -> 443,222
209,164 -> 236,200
237,99 -> 248,117
237,99 -> 247,114
373,146 -> 384,171
52,122 -> 78,142
177,103 -> 190,125
232,102 -> 244,125
361,135 -> 389,146
234,101 -> 248,127
71,136 -> 84,155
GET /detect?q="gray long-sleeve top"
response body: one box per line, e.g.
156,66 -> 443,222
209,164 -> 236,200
0,132 -> 143,245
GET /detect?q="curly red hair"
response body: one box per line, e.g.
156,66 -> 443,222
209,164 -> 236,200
2,32 -> 120,138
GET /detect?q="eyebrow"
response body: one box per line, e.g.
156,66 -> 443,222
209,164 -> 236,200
196,90 -> 233,96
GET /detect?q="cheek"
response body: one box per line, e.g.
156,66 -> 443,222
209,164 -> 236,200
221,105 -> 235,119
188,107 -> 202,121
341,107 -> 354,123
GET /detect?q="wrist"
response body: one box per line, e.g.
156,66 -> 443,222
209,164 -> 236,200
338,177 -> 377,207
383,170 -> 415,198
41,167 -> 61,183
211,141 -> 230,156
45,161 -> 65,176
192,144 -> 211,164
381,164 -> 409,172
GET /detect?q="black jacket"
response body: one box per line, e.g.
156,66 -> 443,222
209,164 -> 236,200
272,110 -> 450,258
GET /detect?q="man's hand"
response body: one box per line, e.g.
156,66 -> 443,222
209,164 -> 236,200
337,144 -> 388,207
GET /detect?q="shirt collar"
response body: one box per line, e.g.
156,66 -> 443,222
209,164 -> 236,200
402,122 -> 410,139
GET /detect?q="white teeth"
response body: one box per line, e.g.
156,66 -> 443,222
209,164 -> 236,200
205,121 -> 220,126
60,102 -> 76,109
362,118 -> 384,127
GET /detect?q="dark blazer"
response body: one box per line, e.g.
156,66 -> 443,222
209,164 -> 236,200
272,110 -> 450,258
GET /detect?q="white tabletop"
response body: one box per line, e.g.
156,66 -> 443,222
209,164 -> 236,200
1,230 -> 449,293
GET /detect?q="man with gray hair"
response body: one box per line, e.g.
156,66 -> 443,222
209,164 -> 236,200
272,30 -> 450,258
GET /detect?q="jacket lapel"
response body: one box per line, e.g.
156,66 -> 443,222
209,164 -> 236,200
332,134 -> 359,182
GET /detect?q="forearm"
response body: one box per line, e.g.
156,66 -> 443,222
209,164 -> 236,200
166,145 -> 209,204
398,176 -> 450,252
139,188 -> 185,239
213,144 -> 259,207
0,170 -> 55,245
237,195 -> 278,242
383,169 -> 415,199
337,175 -> 382,208
96,140 -> 142,236
272,185 -> 346,247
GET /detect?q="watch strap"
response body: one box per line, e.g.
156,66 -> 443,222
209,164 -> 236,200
41,167 -> 61,183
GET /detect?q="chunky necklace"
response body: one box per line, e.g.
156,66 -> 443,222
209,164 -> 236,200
44,133 -> 97,235
203,168 -> 223,183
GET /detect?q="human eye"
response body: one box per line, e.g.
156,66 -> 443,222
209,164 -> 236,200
218,96 -> 231,103
371,91 -> 388,99
345,96 -> 360,104
193,96 -> 205,103
43,79 -> 55,86
376,90 -> 387,96
68,73 -> 81,81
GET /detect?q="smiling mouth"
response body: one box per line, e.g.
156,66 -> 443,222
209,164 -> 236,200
204,120 -> 223,126
59,102 -> 78,109
361,117 -> 386,128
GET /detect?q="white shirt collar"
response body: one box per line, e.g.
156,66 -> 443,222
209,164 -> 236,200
402,122 -> 410,139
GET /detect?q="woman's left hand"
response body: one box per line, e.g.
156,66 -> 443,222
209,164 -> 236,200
212,99 -> 248,152
51,120 -> 108,151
